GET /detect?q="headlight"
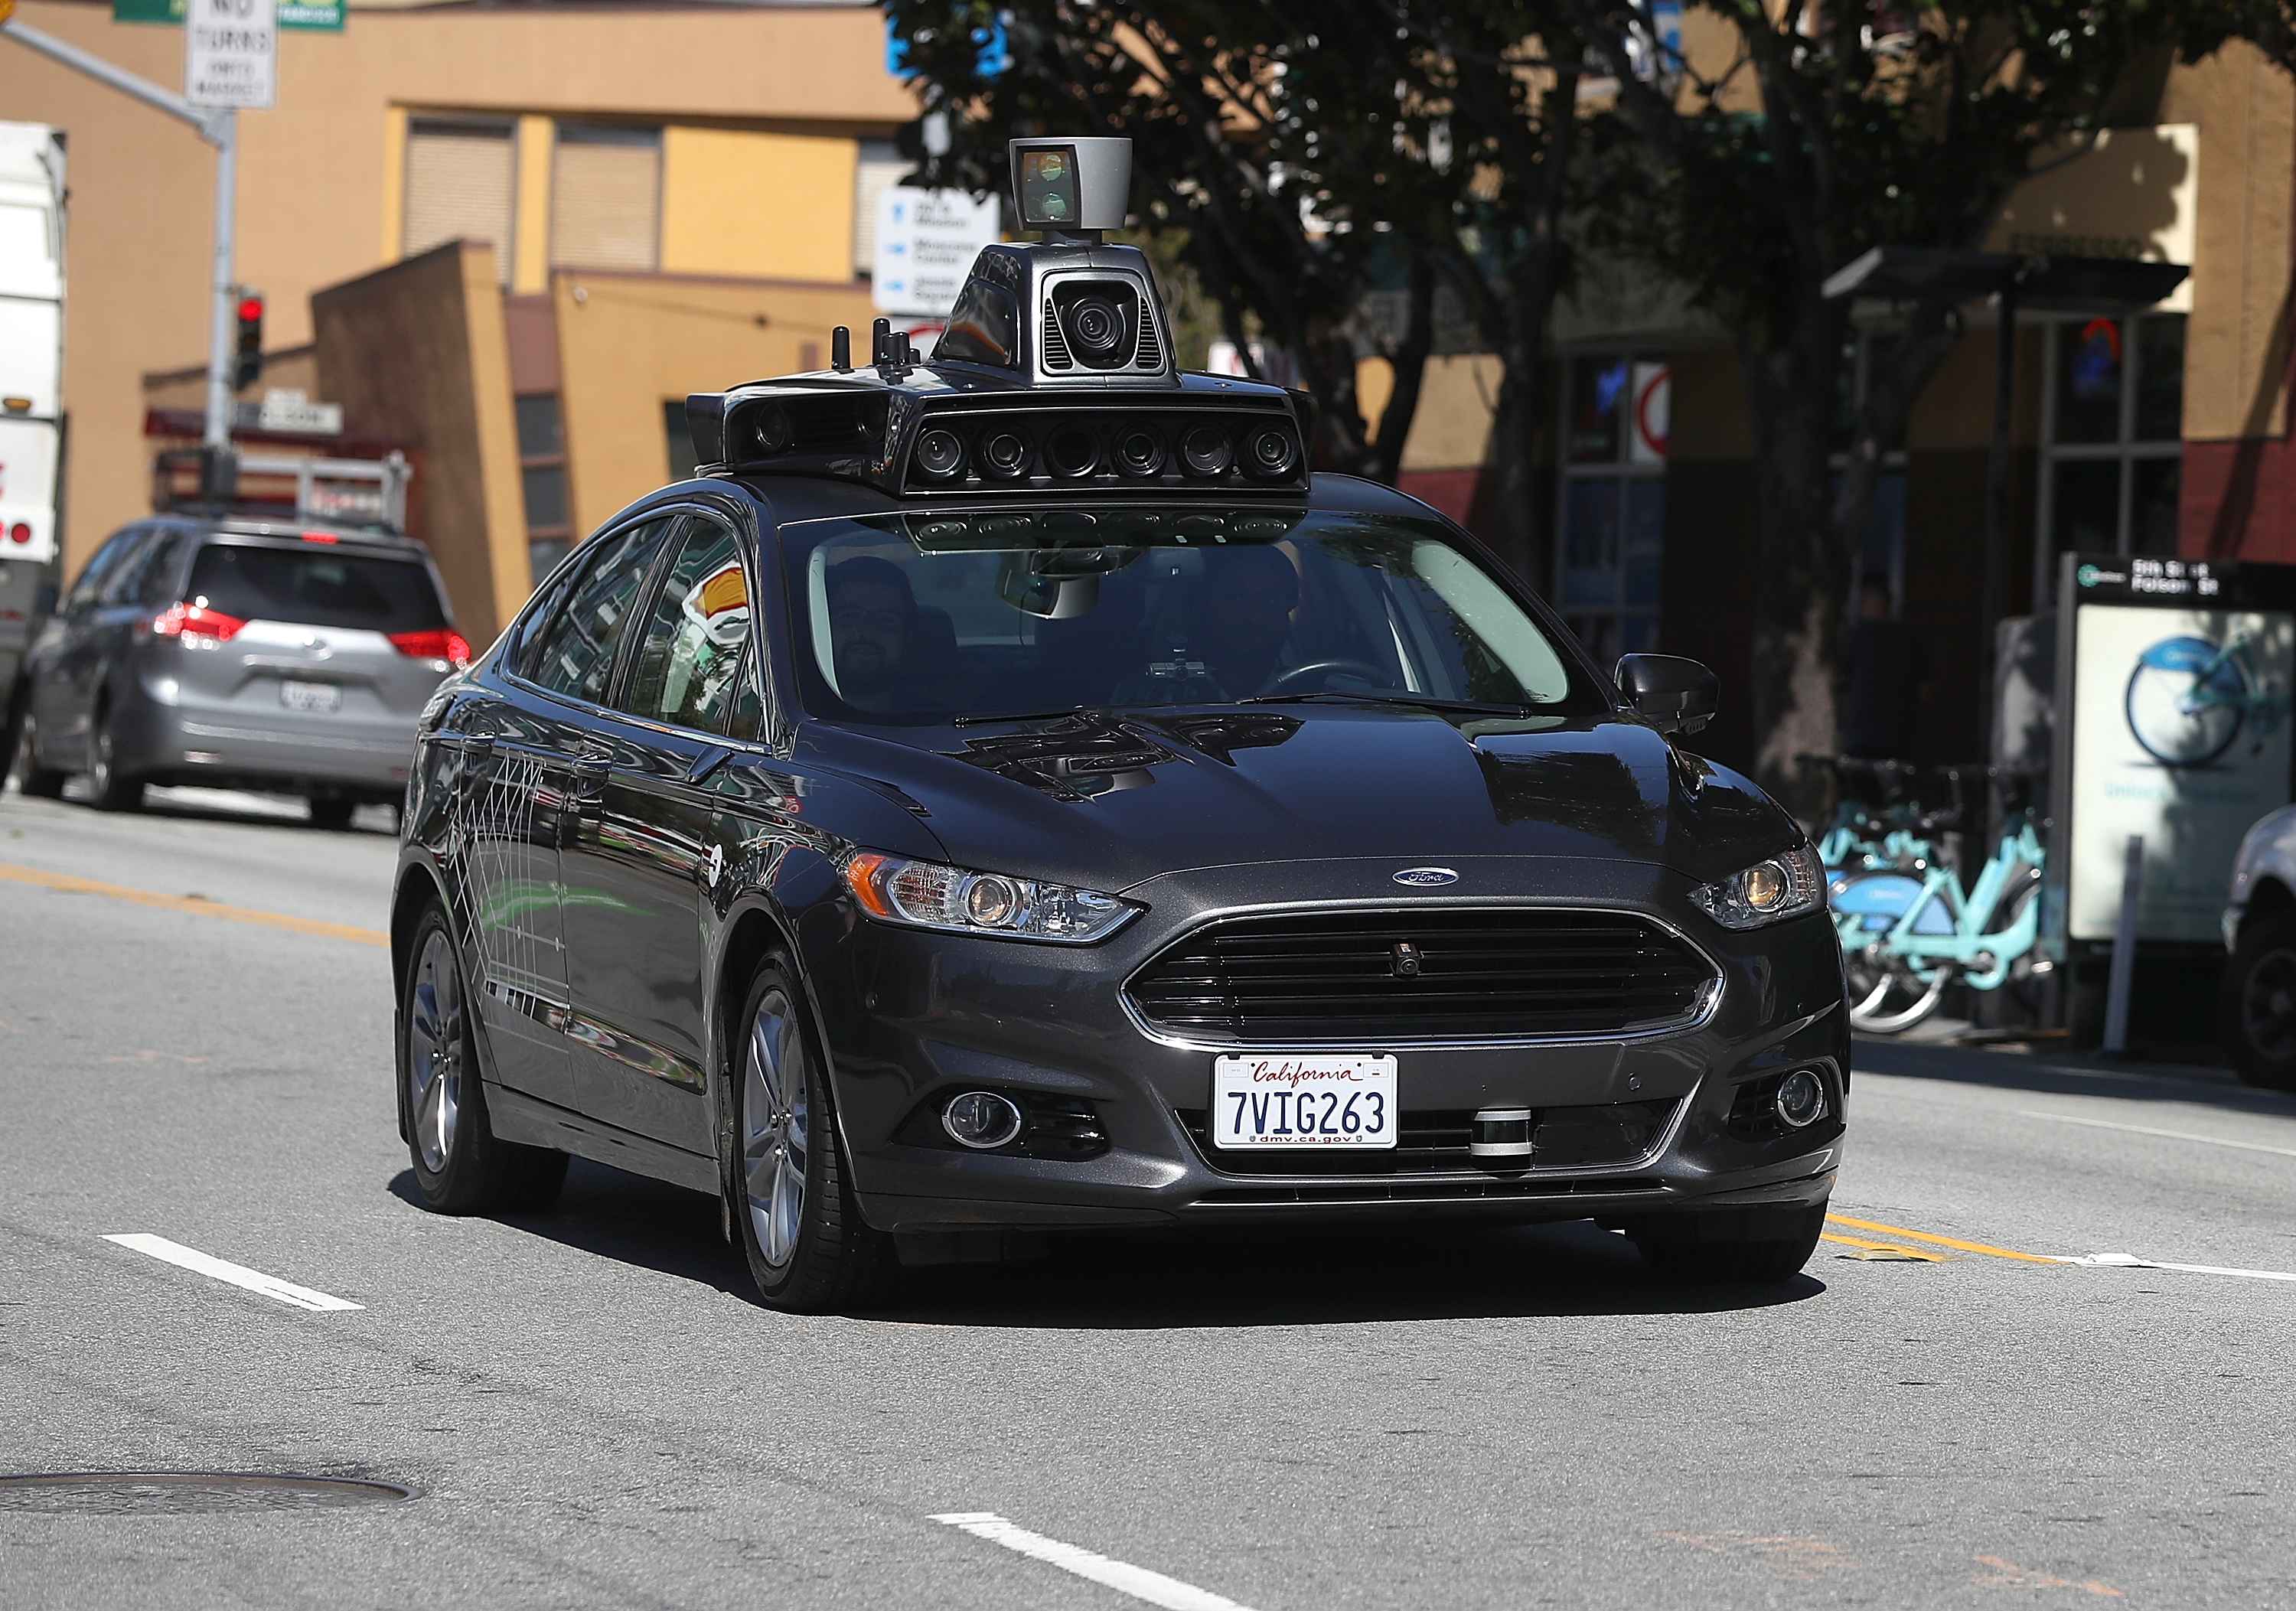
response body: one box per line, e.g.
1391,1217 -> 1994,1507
1689,843 -> 1825,931
840,851 -> 1139,944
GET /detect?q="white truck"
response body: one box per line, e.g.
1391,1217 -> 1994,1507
0,121 -> 64,727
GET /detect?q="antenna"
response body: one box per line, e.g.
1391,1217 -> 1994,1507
830,325 -> 851,371
871,318 -> 892,365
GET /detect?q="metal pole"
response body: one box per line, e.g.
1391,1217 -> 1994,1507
1979,272 -> 2017,765
203,109 -> 235,450
0,17 -> 208,129
2102,833 -> 2143,1055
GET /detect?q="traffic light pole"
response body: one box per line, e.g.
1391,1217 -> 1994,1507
1,11 -> 239,454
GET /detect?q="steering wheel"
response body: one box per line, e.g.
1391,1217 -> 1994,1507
1267,658 -> 1391,693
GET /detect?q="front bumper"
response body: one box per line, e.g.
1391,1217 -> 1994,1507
807,855 -> 1851,1234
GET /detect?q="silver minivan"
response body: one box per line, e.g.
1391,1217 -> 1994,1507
5,517 -> 467,826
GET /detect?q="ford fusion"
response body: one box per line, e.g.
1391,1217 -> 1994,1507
389,149 -> 1845,1313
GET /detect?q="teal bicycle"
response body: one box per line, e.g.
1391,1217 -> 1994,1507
1825,765 -> 2046,1033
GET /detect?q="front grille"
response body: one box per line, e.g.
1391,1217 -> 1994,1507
1175,1100 -> 1678,1177
1127,908 -> 1717,1044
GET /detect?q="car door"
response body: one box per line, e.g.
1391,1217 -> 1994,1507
458,516 -> 673,1110
36,525 -> 149,745
559,511 -> 755,1151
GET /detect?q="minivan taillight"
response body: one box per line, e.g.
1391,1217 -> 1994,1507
390,628 -> 472,667
152,602 -> 247,641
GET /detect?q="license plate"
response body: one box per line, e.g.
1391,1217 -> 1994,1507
279,680 -> 341,713
1212,1055 -> 1397,1149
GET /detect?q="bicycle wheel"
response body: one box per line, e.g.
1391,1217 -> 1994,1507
2125,637 -> 2245,768
1846,951 -> 1949,1034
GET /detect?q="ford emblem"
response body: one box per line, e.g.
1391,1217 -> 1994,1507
1392,866 -> 1459,888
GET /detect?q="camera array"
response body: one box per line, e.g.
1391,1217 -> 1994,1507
901,411 -> 1303,494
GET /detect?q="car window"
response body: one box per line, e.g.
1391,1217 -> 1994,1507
182,543 -> 449,632
119,530 -> 191,608
620,517 -> 752,736
776,505 -> 1597,724
65,527 -> 145,615
517,517 -> 673,706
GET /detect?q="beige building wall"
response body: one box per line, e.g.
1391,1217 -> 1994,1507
549,269 -> 879,540
662,129 -> 859,283
0,1 -> 915,579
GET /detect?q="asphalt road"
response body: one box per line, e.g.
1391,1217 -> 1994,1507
3,781 -> 2292,1609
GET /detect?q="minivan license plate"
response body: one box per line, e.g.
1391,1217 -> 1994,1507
1212,1055 -> 1397,1149
280,680 -> 341,713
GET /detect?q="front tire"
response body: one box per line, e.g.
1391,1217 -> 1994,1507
308,796 -> 357,832
400,901 -> 566,1213
1633,1203 -> 1828,1283
2221,911 -> 2296,1091
730,964 -> 885,1312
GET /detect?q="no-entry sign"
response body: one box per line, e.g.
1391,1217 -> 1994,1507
184,0 -> 275,109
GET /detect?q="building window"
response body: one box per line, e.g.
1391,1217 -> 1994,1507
1557,354 -> 1667,663
2037,313 -> 2185,594
551,124 -> 661,272
403,116 -> 515,283
664,400 -> 698,482
517,393 -> 572,582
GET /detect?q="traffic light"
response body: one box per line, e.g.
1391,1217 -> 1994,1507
233,292 -> 263,391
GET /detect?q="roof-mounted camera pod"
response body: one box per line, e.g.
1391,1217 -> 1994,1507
680,136 -> 1309,501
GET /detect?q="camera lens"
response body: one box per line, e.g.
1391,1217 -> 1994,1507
1246,427 -> 1298,478
752,403 -> 794,455
983,432 -> 1029,476
914,427 -> 966,481
1047,426 -> 1099,478
1117,429 -> 1165,476
1181,426 -> 1233,477
1066,295 -> 1127,359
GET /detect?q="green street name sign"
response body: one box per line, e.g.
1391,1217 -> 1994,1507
114,0 -> 341,31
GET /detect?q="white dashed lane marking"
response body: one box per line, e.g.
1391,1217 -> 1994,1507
2018,1109 -> 2296,1159
103,1234 -> 363,1312
2056,1251 -> 2296,1283
931,1513 -> 1257,1611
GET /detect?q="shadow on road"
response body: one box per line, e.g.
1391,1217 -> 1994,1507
392,1163 -> 1827,1326
1855,1038 -> 2296,1120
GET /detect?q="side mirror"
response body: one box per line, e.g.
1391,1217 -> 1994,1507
1616,654 -> 1717,737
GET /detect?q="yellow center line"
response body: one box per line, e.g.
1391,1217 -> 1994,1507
1825,1213 -> 2060,1264
0,861 -> 389,948
1818,1233 -> 1952,1261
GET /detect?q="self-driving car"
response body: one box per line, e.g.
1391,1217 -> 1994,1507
390,138 -> 1848,1311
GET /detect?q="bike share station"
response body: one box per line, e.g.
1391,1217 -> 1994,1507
2045,552 -> 2296,1045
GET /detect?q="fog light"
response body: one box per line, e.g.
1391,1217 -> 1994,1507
942,1091 -> 1024,1150
1469,1106 -> 1534,1159
1775,1068 -> 1826,1129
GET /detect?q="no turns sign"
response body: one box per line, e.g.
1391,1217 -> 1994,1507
184,0 -> 275,109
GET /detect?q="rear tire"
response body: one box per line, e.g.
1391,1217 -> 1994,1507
2221,911 -> 2296,1091
399,901 -> 566,1214
307,796 -> 357,832
7,693 -> 67,798
729,963 -> 887,1313
1632,1203 -> 1828,1283
85,706 -> 142,812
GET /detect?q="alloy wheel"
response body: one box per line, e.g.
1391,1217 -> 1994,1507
405,928 -> 465,1172
2240,947 -> 2296,1061
742,989 -> 809,1272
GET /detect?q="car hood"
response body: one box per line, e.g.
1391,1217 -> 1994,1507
797,705 -> 1797,895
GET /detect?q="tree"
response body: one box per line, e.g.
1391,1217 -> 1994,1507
1569,0 -> 2288,807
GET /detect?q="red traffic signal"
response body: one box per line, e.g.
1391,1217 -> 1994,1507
233,292 -> 263,391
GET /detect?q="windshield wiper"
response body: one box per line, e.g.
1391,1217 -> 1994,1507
951,704 -> 1116,728
1238,690 -> 1534,717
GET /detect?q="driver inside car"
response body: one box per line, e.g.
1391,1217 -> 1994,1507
827,556 -> 921,713
1194,545 -> 1301,696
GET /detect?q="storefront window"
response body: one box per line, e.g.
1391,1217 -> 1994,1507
2039,313 -> 2185,592
1557,354 -> 1666,662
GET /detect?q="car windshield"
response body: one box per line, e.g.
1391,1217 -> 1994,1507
778,506 -> 1601,725
184,542 -> 448,633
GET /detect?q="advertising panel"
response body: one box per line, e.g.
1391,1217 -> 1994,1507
2049,554 -> 2296,955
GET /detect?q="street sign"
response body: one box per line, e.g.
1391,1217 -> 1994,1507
872,188 -> 999,318
184,0 -> 275,107
119,0 -> 338,31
